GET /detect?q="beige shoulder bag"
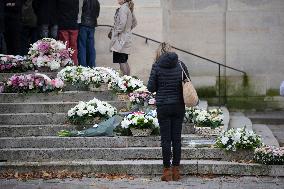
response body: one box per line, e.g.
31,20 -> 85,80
179,62 -> 199,107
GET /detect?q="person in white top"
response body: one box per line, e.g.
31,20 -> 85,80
280,81 -> 284,96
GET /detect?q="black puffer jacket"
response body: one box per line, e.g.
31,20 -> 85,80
147,52 -> 190,106
78,0 -> 100,28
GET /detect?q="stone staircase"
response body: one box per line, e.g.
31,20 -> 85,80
246,111 -> 284,147
0,83 -> 283,177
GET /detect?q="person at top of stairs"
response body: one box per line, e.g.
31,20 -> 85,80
147,42 -> 190,181
77,0 -> 100,68
280,81 -> 284,96
110,0 -> 137,76
58,0 -> 79,65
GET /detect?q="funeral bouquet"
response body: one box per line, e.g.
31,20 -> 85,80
254,146 -> 284,165
216,127 -> 262,151
28,38 -> 74,70
4,73 -> 64,93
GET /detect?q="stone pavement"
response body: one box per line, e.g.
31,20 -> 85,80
1,176 -> 284,189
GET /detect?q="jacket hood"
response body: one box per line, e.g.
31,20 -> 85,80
157,52 -> 179,69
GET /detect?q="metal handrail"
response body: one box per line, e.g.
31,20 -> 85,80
98,24 -> 246,75
98,24 -> 247,105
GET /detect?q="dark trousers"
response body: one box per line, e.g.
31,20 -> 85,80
157,104 -> 185,168
4,18 -> 22,55
0,32 -> 6,54
78,25 -> 96,68
39,24 -> 58,39
21,26 -> 38,55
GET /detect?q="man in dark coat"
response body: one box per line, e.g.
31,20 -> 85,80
33,0 -> 58,39
4,0 -> 25,55
77,0 -> 100,68
21,0 -> 37,55
0,0 -> 6,54
58,0 -> 79,65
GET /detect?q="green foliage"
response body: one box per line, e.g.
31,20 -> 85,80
58,130 -> 73,137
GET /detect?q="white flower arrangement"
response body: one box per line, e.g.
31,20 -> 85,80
68,98 -> 117,125
89,67 -> 120,87
215,127 -> 262,151
108,75 -> 145,93
254,146 -> 284,165
184,107 -> 223,129
28,38 -> 74,70
57,66 -> 92,85
57,66 -> 120,87
121,111 -> 159,130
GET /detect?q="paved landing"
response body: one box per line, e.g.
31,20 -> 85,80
1,176 -> 284,189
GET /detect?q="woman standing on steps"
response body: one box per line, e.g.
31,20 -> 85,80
110,0 -> 137,76
147,42 -> 190,182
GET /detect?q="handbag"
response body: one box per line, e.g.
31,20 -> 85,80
179,62 -> 199,107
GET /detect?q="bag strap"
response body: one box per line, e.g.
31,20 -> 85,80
178,61 -> 190,81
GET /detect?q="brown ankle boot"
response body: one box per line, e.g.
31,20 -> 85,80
161,168 -> 172,182
172,166 -> 181,181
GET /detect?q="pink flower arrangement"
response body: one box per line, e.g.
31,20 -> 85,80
4,73 -> 64,93
0,54 -> 33,73
128,90 -> 156,106
28,38 -> 74,71
254,146 -> 284,165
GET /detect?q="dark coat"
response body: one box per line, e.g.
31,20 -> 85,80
33,0 -> 57,25
147,52 -> 190,106
78,0 -> 100,28
22,0 -> 37,27
0,1 -> 4,32
57,0 -> 79,30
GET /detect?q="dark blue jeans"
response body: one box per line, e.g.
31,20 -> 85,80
78,25 -> 96,68
157,104 -> 185,168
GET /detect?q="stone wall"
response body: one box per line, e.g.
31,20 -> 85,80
162,0 -> 284,95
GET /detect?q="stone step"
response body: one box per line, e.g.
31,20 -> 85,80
253,124 -> 280,147
246,111 -> 284,125
182,123 -> 195,134
0,159 -> 282,176
0,113 -> 67,125
0,148 -> 253,162
0,135 -> 209,149
0,101 -> 127,113
0,91 -> 116,103
0,124 -> 212,138
198,100 -> 208,110
0,125 -> 74,137
266,124 -> 284,147
229,112 -> 253,131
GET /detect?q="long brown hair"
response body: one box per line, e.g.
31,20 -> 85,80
125,0 -> 134,13
155,42 -> 172,62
